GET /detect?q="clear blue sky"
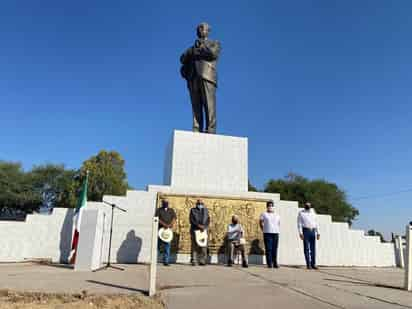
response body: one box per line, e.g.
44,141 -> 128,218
1,1 -> 411,238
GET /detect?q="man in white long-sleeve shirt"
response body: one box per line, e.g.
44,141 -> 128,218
260,201 -> 281,268
297,202 -> 320,270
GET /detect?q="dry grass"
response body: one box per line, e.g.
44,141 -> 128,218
0,289 -> 164,309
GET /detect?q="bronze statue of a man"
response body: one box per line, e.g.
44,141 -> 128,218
180,22 -> 221,134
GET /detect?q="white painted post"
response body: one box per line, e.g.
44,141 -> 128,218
397,235 -> 405,269
405,224 -> 412,291
149,217 -> 159,296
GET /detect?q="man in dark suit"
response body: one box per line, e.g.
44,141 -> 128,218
189,199 -> 210,266
180,22 -> 221,134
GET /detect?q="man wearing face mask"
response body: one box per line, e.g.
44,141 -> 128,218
189,199 -> 210,266
226,215 -> 248,268
259,201 -> 281,268
298,202 -> 320,270
155,199 -> 176,266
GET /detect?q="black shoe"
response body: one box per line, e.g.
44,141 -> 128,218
163,263 -> 170,266
306,266 -> 311,270
242,263 -> 248,268
267,264 -> 273,268
311,266 -> 319,270
191,262 -> 197,266
199,263 -> 206,266
273,264 -> 279,269
227,260 -> 233,267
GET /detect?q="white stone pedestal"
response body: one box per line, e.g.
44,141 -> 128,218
164,130 -> 248,193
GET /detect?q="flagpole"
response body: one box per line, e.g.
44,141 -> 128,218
69,171 -> 89,265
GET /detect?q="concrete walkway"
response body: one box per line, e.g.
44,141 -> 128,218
0,263 -> 411,309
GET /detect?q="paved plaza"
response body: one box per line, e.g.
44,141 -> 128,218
0,263 -> 411,309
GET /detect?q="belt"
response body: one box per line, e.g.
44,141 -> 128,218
303,227 -> 316,232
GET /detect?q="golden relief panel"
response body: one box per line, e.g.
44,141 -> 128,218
157,194 -> 268,254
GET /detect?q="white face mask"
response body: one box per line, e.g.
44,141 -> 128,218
197,203 -> 204,209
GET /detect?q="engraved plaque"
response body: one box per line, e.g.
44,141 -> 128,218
157,194 -> 268,255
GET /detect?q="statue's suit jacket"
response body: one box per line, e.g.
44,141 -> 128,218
180,39 -> 221,86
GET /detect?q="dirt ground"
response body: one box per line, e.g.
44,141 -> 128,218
0,289 -> 164,309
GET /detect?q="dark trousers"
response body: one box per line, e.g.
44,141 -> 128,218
188,77 -> 216,134
263,233 -> 279,267
157,238 -> 171,264
302,228 -> 316,267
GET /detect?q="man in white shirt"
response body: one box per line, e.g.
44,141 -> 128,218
226,215 -> 248,268
297,202 -> 320,270
259,201 -> 280,268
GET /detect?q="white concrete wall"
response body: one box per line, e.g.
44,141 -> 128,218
0,190 -> 157,264
87,190 -> 158,264
89,186 -> 396,267
0,208 -> 74,263
163,133 -> 173,186
270,199 -> 395,267
0,189 -> 396,266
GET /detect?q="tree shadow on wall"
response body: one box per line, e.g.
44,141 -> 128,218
117,230 -> 142,263
59,208 -> 74,263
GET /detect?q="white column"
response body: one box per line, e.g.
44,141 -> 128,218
75,210 -> 104,271
405,224 -> 412,291
149,217 -> 159,296
397,235 -> 405,268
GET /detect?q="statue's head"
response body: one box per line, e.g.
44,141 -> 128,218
196,22 -> 210,39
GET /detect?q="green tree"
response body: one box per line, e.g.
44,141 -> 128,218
264,173 -> 359,225
367,230 -> 385,242
0,161 -> 42,212
29,164 -> 78,208
248,181 -> 258,192
80,150 -> 128,201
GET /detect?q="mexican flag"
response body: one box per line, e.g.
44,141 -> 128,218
69,173 -> 88,264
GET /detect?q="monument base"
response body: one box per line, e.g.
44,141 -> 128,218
83,130 -> 396,268
164,130 -> 248,193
